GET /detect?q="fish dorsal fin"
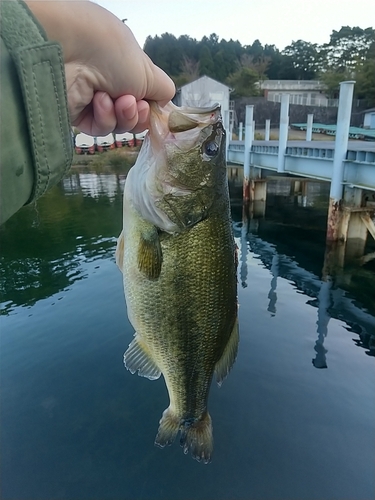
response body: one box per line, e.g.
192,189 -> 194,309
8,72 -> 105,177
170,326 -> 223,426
137,225 -> 163,280
215,318 -> 239,387
115,230 -> 125,272
168,111 -> 198,133
124,335 -> 161,380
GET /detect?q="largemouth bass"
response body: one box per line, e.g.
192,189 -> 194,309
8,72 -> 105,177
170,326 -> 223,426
116,101 -> 238,463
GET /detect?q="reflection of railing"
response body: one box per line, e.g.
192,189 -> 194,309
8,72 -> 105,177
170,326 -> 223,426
0,171 -> 124,314
62,173 -> 126,200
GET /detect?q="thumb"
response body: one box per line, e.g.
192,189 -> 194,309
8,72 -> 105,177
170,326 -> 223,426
144,63 -> 176,106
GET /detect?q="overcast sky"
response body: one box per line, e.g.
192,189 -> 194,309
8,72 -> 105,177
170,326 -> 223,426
96,0 -> 375,50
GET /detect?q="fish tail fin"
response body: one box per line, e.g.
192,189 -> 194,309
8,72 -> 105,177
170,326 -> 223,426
180,412 -> 213,464
154,407 -> 180,448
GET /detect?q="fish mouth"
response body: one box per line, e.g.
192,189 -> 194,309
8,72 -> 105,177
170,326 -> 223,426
148,101 -> 223,150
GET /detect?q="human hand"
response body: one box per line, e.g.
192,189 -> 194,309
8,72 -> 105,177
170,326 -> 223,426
25,1 -> 175,135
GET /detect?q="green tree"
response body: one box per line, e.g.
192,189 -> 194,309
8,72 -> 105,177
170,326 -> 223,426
226,67 -> 259,97
199,45 -> 215,77
354,38 -> 375,105
282,40 -> 319,79
319,69 -> 352,98
144,33 -> 184,76
240,54 -> 269,82
320,26 -> 375,71
263,44 -> 283,79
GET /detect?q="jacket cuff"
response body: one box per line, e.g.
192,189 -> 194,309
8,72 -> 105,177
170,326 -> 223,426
12,41 -> 73,201
1,0 -> 72,205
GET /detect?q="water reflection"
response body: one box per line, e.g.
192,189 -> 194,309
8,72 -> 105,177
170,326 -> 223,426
234,213 -> 375,366
312,277 -> 332,369
267,254 -> 279,316
0,171 -> 124,314
62,172 -> 126,200
1,167 -> 375,500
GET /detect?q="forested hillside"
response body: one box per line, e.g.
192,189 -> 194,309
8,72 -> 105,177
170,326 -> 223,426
144,26 -> 375,105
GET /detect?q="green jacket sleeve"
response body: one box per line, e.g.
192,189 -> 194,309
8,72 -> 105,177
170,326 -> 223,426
0,0 -> 73,225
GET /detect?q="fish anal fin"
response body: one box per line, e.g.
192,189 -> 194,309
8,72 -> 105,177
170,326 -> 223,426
115,230 -> 124,272
215,318 -> 239,387
155,407 -> 180,448
137,225 -> 162,280
179,411 -> 213,464
124,336 -> 161,380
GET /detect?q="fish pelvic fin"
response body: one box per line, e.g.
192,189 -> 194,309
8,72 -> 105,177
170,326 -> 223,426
124,336 -> 161,380
154,407 -> 180,448
215,317 -> 239,387
179,412 -> 213,464
137,224 -> 162,280
115,230 -> 124,272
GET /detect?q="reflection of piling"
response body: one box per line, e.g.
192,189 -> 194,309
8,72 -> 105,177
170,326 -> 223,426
313,278 -> 332,369
243,105 -> 254,202
240,205 -> 249,288
267,254 -> 279,315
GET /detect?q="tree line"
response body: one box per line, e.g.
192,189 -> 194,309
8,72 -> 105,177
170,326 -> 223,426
144,26 -> 375,106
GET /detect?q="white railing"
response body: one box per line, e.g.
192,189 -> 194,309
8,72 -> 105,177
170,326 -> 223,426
268,94 -> 339,107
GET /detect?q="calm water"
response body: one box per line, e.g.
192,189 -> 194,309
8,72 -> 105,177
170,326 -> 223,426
1,167 -> 374,500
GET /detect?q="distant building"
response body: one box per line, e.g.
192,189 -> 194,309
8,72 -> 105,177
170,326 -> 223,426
260,80 -> 336,107
174,76 -> 234,130
363,108 -> 375,129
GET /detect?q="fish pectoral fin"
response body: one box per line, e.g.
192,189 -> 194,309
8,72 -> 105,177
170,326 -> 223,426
115,230 -> 124,272
124,335 -> 161,380
137,225 -> 162,280
215,317 -> 239,387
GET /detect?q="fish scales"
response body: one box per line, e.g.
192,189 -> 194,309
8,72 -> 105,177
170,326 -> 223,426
116,101 -> 238,463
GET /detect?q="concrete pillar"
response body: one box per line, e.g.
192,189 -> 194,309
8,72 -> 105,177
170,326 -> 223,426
344,186 -> 362,206
252,120 -> 255,141
326,81 -> 355,242
239,122 -> 243,141
243,105 -> 254,202
253,180 -> 267,201
306,113 -> 313,141
224,110 -> 230,162
252,201 -> 266,218
277,94 -> 290,173
265,119 -> 270,141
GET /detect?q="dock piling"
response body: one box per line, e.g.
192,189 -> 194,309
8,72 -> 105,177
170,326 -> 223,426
277,94 -> 290,173
306,114 -> 313,141
243,105 -> 254,202
326,81 -> 355,242
239,122 -> 243,141
265,119 -> 270,141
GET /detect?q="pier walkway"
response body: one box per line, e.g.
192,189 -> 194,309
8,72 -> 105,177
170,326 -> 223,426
228,140 -> 375,191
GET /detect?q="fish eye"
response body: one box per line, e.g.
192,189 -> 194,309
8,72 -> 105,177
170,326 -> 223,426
204,141 -> 219,157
